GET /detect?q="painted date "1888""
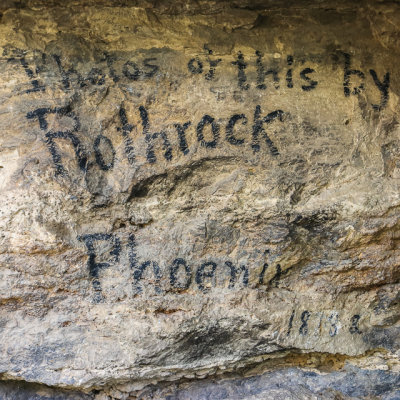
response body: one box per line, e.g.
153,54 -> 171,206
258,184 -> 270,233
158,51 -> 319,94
287,309 -> 363,337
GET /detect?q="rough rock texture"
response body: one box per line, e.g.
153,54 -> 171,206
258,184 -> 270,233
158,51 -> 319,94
0,0 -> 399,398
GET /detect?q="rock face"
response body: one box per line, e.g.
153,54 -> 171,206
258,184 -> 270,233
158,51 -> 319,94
0,0 -> 399,398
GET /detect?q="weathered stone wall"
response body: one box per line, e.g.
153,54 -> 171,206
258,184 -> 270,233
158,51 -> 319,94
0,0 -> 399,398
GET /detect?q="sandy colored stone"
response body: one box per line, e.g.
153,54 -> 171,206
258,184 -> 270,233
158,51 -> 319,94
0,0 -> 399,398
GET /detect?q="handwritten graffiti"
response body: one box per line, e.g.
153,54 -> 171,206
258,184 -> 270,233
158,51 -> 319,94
26,104 -> 285,176
349,314 -> 362,334
26,106 -> 87,175
78,233 -> 121,303
77,232 -> 269,302
286,309 -> 363,337
15,44 -> 391,178
2,45 -> 390,110
187,50 -> 389,104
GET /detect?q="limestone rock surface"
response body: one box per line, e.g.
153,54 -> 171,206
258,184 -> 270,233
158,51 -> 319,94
0,0 -> 399,398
